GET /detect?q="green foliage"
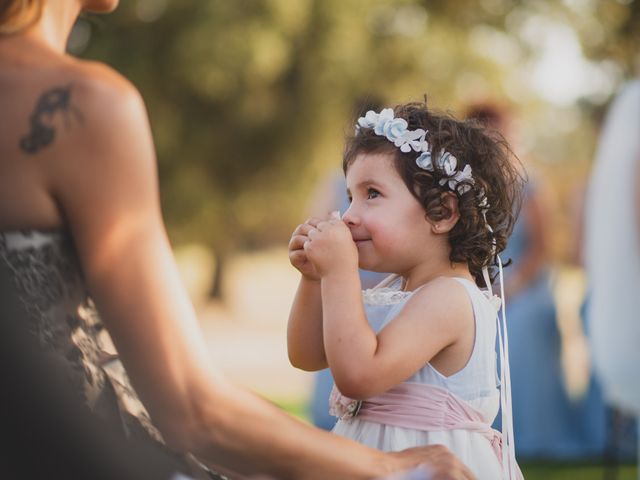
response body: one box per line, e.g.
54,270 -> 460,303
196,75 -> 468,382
76,0 -> 640,257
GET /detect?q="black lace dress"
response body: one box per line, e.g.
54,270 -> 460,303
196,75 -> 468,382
0,229 -> 223,479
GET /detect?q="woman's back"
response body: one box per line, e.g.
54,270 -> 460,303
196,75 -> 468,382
0,36 -> 195,466
0,32 -> 202,471
0,38 -> 136,230
0,43 -> 68,229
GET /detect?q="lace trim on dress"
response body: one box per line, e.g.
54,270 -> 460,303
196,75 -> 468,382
362,287 -> 412,305
362,275 -> 503,309
0,229 -> 163,443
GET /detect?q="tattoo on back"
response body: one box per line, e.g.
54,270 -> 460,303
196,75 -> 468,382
20,85 -> 84,154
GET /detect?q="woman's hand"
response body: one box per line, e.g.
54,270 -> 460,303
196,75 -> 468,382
304,211 -> 358,278
386,445 -> 477,480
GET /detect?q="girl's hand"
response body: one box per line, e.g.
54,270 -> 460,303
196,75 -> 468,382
304,211 -> 358,278
288,217 -> 322,280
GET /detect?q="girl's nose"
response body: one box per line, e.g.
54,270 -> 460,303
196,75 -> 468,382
341,204 -> 360,226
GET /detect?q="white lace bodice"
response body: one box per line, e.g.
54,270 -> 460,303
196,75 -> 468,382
362,287 -> 412,305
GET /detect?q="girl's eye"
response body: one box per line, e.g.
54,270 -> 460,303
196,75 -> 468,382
367,188 -> 380,199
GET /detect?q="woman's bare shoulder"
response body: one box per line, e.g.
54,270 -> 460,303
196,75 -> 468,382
58,58 -> 145,119
43,59 -> 157,201
40,58 -> 151,157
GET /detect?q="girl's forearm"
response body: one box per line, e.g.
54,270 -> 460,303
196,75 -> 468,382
321,270 -> 378,397
287,277 -> 326,370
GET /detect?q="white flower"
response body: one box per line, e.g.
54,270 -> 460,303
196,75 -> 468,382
478,191 -> 489,212
355,108 -> 480,203
416,151 -> 433,170
357,109 -> 430,154
382,117 -> 409,144
457,184 -> 472,194
329,385 -> 362,421
452,164 -> 475,193
437,151 -> 457,175
357,110 -> 380,129
439,163 -> 474,193
373,108 -> 395,135
398,128 -> 428,153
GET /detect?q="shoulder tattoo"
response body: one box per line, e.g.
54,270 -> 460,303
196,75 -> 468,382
20,85 -> 84,154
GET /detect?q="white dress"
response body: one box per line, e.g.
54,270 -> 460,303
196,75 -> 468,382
332,276 -> 505,480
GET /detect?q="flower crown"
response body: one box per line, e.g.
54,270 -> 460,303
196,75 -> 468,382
356,108 -> 494,253
357,108 -> 477,194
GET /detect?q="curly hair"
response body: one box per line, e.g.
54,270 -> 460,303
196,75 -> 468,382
343,101 -> 525,287
0,0 -> 43,35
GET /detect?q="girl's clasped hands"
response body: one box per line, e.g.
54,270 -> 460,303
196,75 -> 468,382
289,210 -> 357,280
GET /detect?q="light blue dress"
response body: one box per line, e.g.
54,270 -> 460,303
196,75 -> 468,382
499,187 -> 607,459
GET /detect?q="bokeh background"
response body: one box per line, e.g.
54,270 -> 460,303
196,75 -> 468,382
70,1 -> 639,478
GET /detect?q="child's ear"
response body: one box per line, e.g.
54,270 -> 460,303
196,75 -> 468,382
430,192 -> 460,234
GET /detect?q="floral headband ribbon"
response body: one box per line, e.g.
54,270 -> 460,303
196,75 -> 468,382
356,108 -> 492,249
357,108 -> 475,195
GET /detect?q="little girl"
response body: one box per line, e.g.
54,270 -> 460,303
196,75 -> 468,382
288,102 -> 525,479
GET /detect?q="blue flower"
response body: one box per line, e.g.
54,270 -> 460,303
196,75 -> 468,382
416,151 -> 433,170
398,128 -> 428,152
437,151 -> 457,175
453,164 -> 475,193
383,117 -> 409,144
373,108 -> 395,135
357,110 -> 380,129
356,108 -> 480,204
440,163 -> 474,193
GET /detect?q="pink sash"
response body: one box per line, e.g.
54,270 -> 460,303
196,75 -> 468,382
331,382 -> 523,480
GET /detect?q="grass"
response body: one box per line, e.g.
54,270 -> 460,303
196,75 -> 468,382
273,398 -> 311,423
520,461 -> 637,479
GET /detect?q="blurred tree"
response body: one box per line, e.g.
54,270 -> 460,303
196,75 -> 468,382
74,0 -> 639,295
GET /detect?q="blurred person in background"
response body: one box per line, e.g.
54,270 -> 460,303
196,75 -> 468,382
467,102 -> 607,460
0,1 -> 477,478
584,78 -> 640,476
565,113 -> 637,468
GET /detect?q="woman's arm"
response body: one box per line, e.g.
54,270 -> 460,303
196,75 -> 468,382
43,64 -> 477,479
